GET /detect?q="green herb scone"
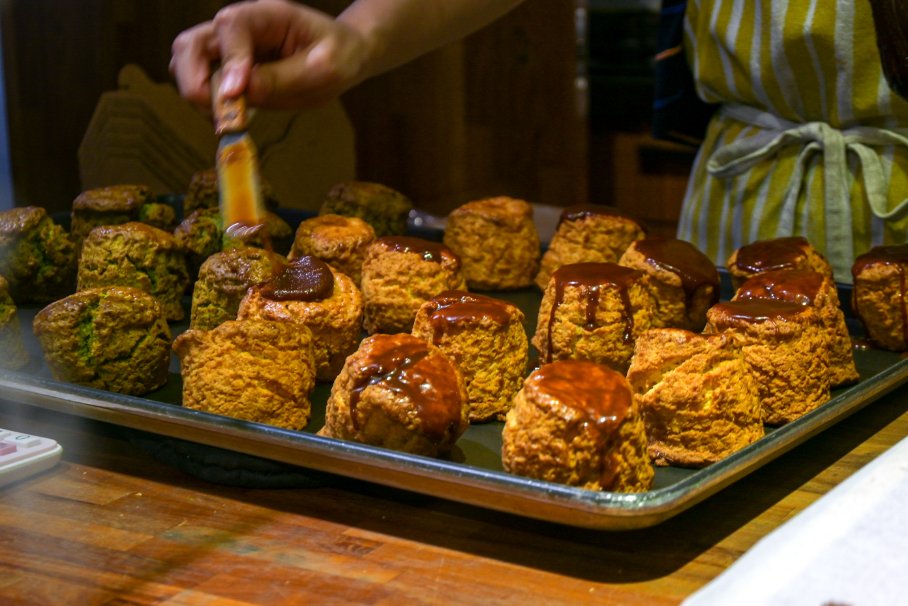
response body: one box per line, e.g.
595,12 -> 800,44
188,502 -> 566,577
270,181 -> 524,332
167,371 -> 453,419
0,276 -> 28,370
319,181 -> 413,237
77,222 -> 190,321
0,206 -> 76,303
33,286 -> 172,394
71,184 -> 176,250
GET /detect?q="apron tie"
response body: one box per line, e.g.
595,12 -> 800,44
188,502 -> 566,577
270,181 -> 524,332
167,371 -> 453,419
707,103 -> 908,275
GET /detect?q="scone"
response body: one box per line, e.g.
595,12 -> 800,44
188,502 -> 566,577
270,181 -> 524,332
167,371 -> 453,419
705,299 -> 830,425
318,333 -> 469,458
237,255 -> 364,382
190,246 -> 285,330
319,181 -> 413,237
0,206 -> 76,303
535,204 -> 646,290
726,236 -> 834,288
851,244 -> 908,351
0,276 -> 29,371
77,222 -> 190,321
173,318 -> 316,430
70,184 -> 176,250
289,213 -> 376,285
360,236 -> 467,334
442,196 -> 541,290
618,237 -> 720,332
734,268 -> 859,387
501,359 -> 654,492
32,286 -> 172,395
412,290 -> 528,422
173,207 -> 223,279
626,328 -> 764,467
532,262 -> 656,373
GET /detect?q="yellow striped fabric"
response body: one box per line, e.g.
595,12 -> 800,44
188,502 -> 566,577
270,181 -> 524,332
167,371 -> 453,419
676,0 -> 908,281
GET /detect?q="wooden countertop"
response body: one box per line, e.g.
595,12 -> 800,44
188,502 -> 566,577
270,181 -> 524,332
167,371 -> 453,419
2,392 -> 907,605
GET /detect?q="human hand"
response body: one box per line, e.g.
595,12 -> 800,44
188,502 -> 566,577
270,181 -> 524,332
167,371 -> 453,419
170,0 -> 371,110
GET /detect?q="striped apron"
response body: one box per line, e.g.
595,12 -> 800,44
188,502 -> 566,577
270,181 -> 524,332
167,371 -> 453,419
675,0 -> 908,282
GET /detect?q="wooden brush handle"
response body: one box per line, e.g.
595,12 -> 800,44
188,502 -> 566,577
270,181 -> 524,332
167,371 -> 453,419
211,68 -> 247,135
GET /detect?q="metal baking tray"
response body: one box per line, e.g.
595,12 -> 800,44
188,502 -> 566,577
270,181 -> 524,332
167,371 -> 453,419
3,270 -> 908,530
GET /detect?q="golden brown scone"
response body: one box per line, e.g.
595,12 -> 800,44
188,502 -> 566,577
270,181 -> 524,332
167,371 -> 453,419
734,268 -> 859,387
238,255 -> 364,382
627,328 -> 764,467
535,205 -> 646,290
618,237 -> 720,332
32,286 -> 172,395
289,214 -> 376,285
0,276 -> 29,370
360,236 -> 467,334
0,206 -> 76,303
532,262 -> 656,373
78,222 -> 190,321
318,333 -> 469,457
851,244 -> 908,351
173,318 -> 316,430
705,300 -> 830,425
190,246 -> 285,330
442,196 -> 541,290
319,180 -> 413,237
412,290 -> 528,422
726,236 -> 834,288
71,184 -> 176,249
501,360 -> 653,492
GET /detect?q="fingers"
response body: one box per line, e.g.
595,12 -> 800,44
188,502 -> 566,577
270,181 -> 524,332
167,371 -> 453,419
170,21 -> 219,106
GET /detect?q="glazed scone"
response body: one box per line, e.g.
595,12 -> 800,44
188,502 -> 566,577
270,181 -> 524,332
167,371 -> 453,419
360,236 -> 467,334
0,206 -> 76,303
71,184 -> 176,249
726,236 -> 834,288
319,181 -> 413,237
190,246 -> 285,330
173,318 -> 316,430
77,222 -> 190,321
851,244 -> 908,351
627,328 -> 764,467
535,205 -> 646,290
734,268 -> 859,387
0,276 -> 28,370
618,237 -> 720,332
412,290 -> 528,422
501,360 -> 654,492
238,255 -> 364,382
289,213 -> 376,285
442,196 -> 541,290
32,286 -> 171,395
532,262 -> 656,373
705,299 -> 830,425
318,333 -> 469,458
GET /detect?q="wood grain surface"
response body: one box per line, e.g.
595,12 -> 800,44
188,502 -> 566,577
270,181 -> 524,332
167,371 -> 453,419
2,390 -> 907,605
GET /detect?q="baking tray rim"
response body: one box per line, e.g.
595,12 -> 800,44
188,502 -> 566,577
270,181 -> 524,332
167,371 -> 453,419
3,351 -> 908,531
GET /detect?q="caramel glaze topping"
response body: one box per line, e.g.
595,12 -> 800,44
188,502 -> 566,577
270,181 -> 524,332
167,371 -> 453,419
634,237 -> 720,307
379,236 -> 459,267
528,360 -> 631,489
260,255 -> 334,301
349,334 -> 464,443
852,244 -> 908,346
733,236 -> 810,273
711,299 -> 808,324
735,268 -> 825,307
558,204 -> 645,232
424,290 -> 514,344
547,262 -> 640,362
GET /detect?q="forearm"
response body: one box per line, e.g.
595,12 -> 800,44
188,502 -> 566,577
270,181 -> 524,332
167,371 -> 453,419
338,0 -> 527,82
